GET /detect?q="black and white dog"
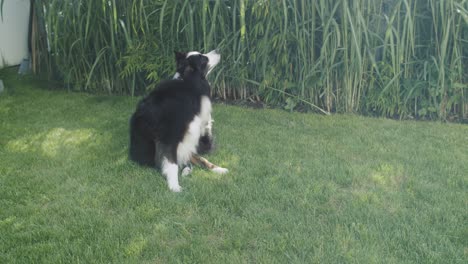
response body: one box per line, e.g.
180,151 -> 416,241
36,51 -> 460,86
129,50 -> 227,192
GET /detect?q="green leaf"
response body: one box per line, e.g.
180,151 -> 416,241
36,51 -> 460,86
453,83 -> 468,90
285,97 -> 298,112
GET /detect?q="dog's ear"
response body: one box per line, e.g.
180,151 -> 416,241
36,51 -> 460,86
174,51 -> 186,63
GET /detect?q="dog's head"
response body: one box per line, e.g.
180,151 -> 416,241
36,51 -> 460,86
174,50 -> 220,79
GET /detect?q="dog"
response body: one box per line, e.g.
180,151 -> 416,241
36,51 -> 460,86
129,50 -> 227,192
173,51 -> 226,177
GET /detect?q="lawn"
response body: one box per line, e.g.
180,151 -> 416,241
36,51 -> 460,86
0,71 -> 467,263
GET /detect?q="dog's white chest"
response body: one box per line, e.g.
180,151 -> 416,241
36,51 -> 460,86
177,96 -> 212,165
199,96 -> 212,127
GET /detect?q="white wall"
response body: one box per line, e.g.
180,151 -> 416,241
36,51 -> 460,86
0,0 -> 31,69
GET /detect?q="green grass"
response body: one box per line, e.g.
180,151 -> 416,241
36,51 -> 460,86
0,72 -> 467,263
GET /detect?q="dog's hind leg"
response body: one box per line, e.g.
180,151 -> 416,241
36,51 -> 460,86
190,154 -> 228,174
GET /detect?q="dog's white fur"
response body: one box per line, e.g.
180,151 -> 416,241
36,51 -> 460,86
176,96 -> 212,166
162,157 -> 181,192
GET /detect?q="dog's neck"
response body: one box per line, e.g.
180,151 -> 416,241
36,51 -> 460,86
174,72 -> 207,82
174,70 -> 210,96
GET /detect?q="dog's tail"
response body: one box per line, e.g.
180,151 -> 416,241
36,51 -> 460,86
129,114 -> 156,167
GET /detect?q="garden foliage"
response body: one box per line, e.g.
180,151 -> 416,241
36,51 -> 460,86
32,0 -> 467,119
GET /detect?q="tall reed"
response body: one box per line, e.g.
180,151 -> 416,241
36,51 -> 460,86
31,0 -> 467,120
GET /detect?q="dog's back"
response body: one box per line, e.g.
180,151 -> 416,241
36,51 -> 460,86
129,79 -> 206,166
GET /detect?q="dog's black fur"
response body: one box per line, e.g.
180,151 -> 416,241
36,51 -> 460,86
129,52 -> 213,168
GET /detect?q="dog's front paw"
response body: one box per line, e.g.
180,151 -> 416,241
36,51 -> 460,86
212,167 -> 228,174
168,184 -> 182,192
181,166 -> 192,177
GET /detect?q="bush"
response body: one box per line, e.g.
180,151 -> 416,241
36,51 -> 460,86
32,0 -> 468,120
